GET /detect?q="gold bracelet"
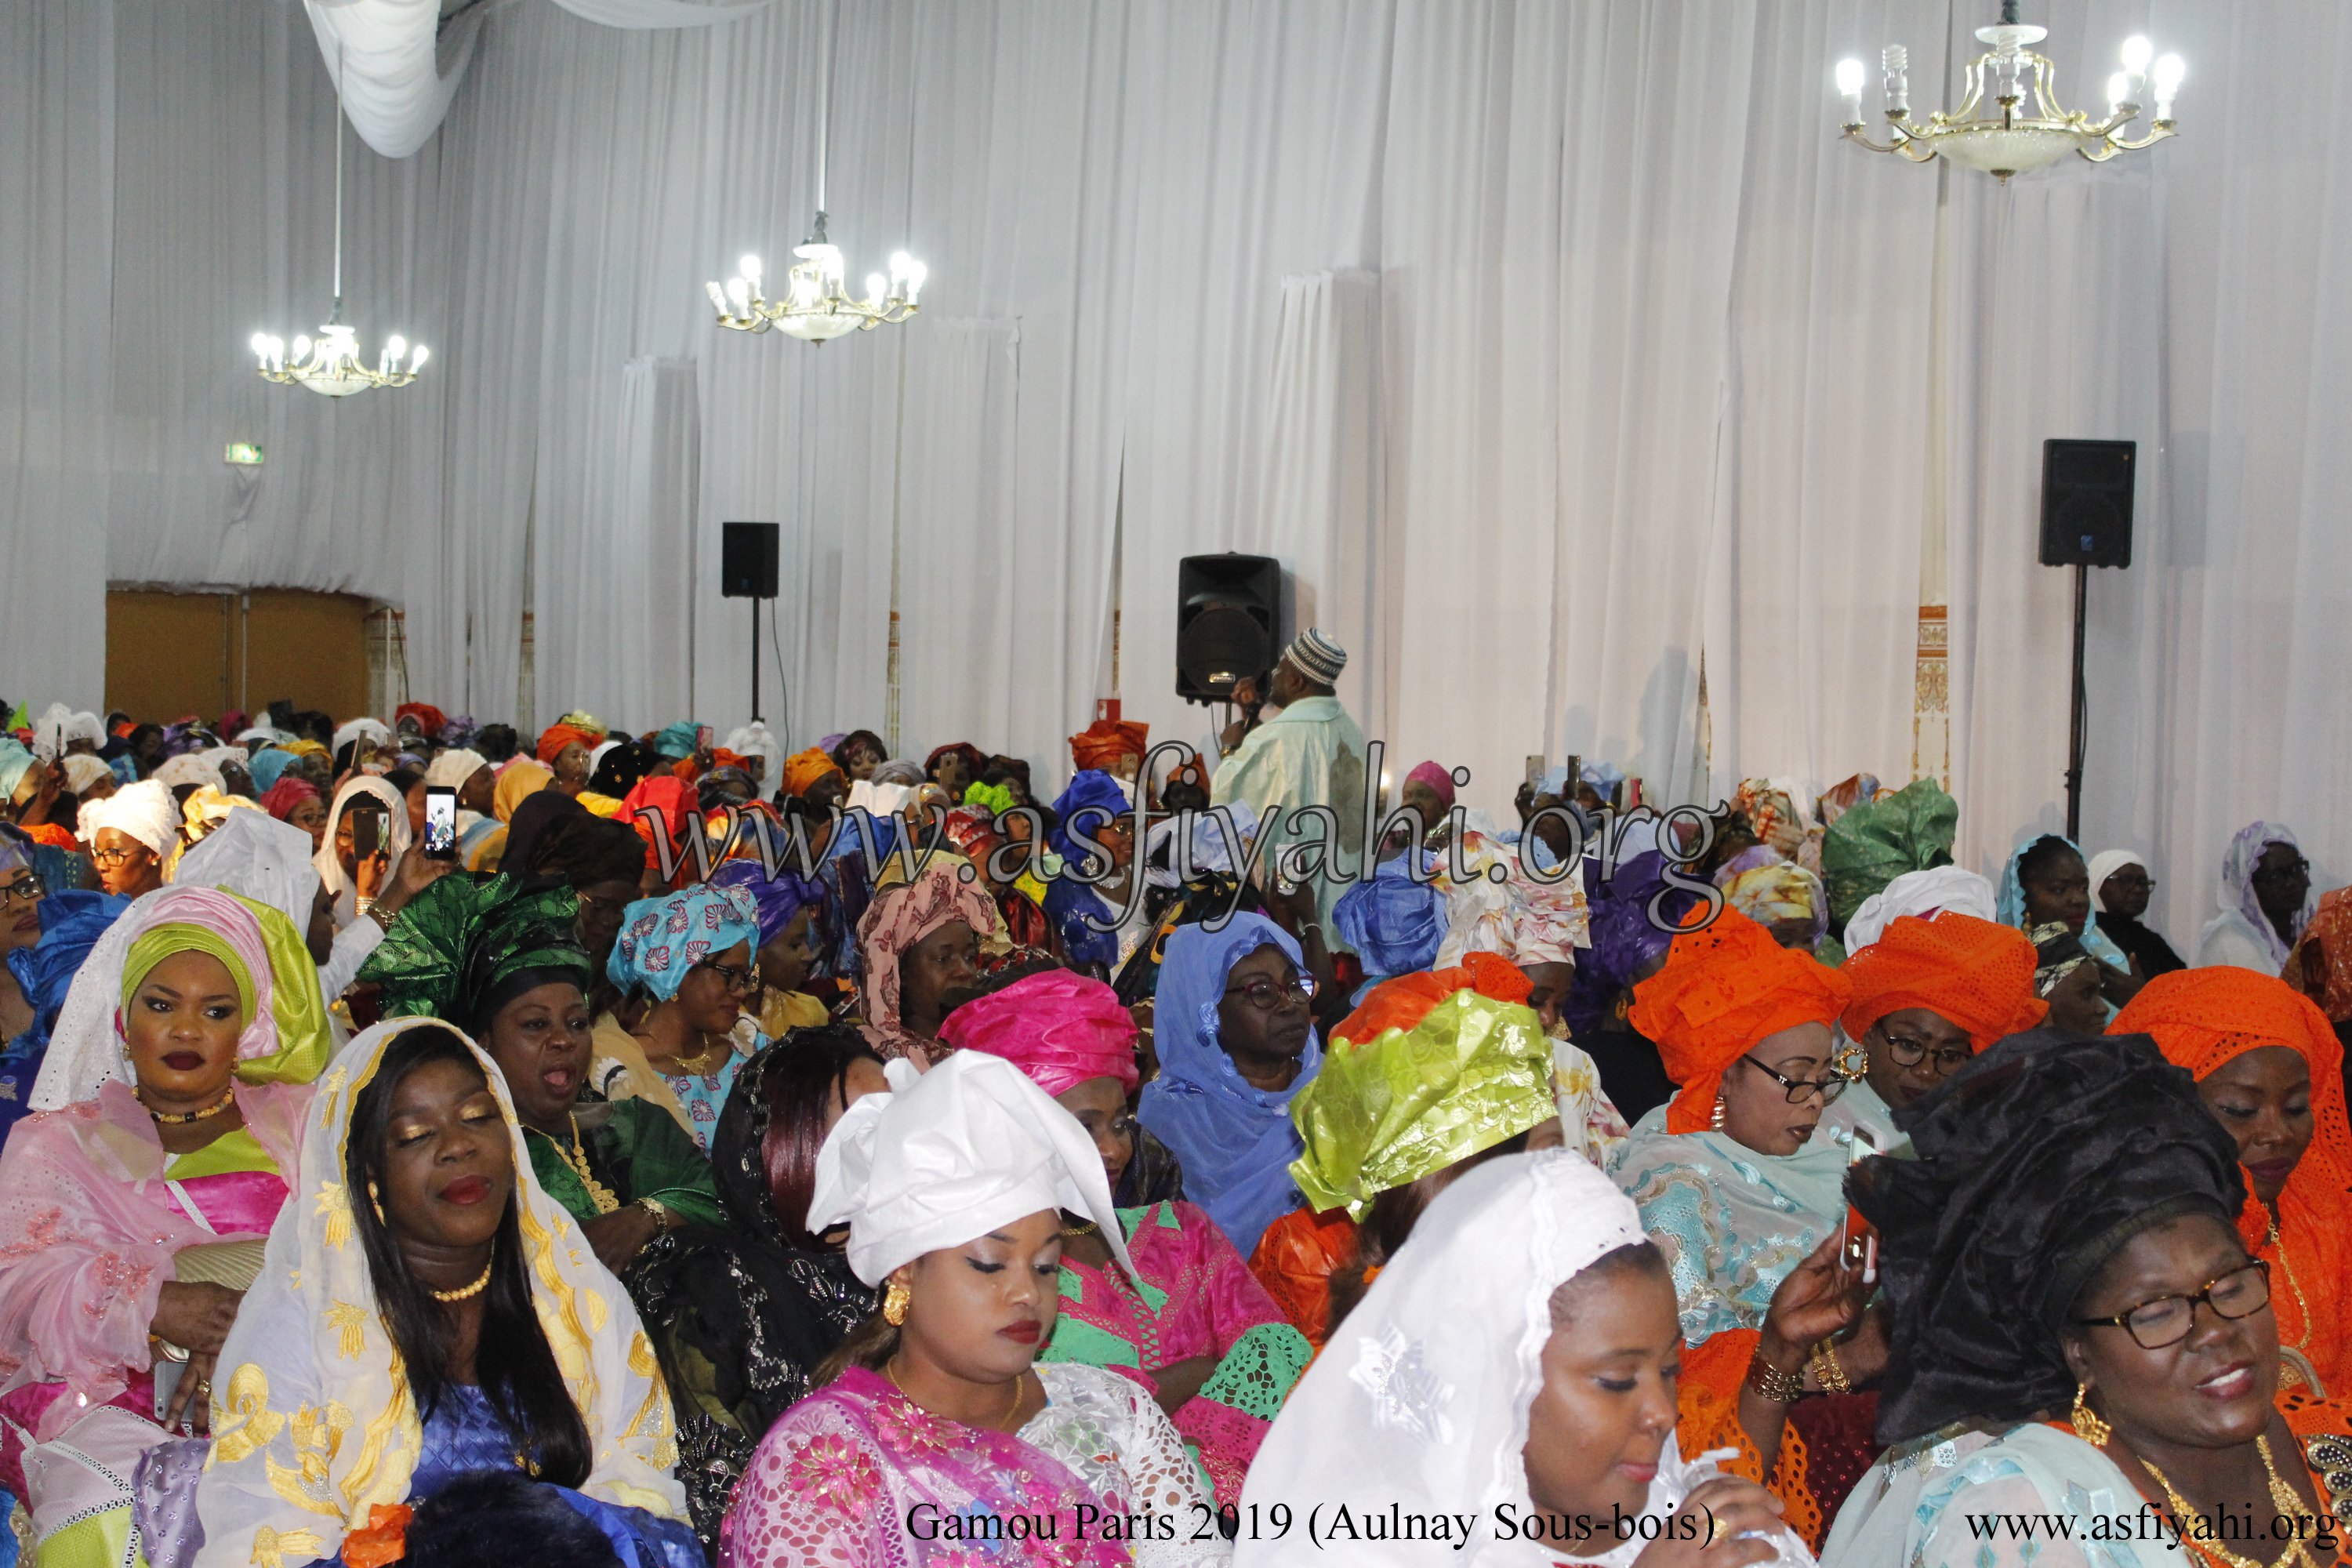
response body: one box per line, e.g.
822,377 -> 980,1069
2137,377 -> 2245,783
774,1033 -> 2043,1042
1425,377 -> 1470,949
1809,1339 -> 1851,1396
1745,1354 -> 1805,1405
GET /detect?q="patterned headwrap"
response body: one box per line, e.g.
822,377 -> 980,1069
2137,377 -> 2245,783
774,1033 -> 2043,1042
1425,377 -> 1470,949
1628,906 -> 1852,1134
2027,920 -> 2092,996
2216,820 -> 2312,971
2288,887 -> 2352,1024
1732,779 -> 1809,850
855,856 -> 997,1049
1838,913 -> 2047,1052
1068,720 -> 1148,774
1290,953 -> 1552,1218
1330,852 -> 1446,980
1714,846 -> 1828,949
358,872 -> 593,1029
2112,966 -> 2352,1200
608,884 -> 761,1004
1819,779 -> 1957,932
196,1018 -> 686,1568
779,747 -> 845,800
1563,850 -> 1702,1036
937,969 -> 1140,1096
710,858 -> 826,949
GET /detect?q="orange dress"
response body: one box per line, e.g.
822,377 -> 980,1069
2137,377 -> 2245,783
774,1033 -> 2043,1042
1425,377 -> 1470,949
2252,1181 -> 2350,1401
1248,1206 -> 1358,1348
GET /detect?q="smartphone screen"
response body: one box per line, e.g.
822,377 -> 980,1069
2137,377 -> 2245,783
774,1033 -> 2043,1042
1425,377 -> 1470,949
350,805 -> 383,862
423,786 -> 459,859
1524,754 -> 1546,790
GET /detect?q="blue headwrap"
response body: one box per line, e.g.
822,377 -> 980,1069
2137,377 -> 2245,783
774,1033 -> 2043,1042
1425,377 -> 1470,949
1135,913 -> 1323,1256
248,748 -> 299,793
1048,770 -> 1131,866
107,753 -> 139,787
652,721 -> 702,761
607,884 -> 762,1001
710,858 -> 826,949
1331,852 -> 1445,981
0,889 -> 132,1147
0,741 -> 33,800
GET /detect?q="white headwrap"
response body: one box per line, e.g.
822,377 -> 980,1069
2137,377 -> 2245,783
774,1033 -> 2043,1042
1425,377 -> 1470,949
725,721 -> 782,786
1841,866 -> 1999,955
331,717 -> 393,757
74,779 -> 181,858
191,1018 -> 686,1568
174,810 -> 321,935
59,753 -> 114,795
2085,849 -> 2148,914
31,706 -> 103,760
316,775 -> 412,925
423,748 -> 489,791
152,752 -> 224,791
811,1052 -> 1132,1287
237,726 -> 293,749
1239,1149 -> 1811,1567
846,779 -> 915,819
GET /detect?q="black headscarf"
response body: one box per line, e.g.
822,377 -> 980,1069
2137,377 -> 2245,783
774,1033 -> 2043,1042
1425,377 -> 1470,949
589,741 -> 662,799
1853,1029 -> 2245,1445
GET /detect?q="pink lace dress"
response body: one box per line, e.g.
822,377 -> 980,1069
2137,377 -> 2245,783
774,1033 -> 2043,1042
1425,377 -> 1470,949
1038,1200 -> 1312,1507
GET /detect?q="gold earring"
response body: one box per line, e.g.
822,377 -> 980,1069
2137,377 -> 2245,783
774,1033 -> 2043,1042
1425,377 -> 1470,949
1833,1033 -> 1868,1080
882,1278 -> 911,1327
1710,1094 -> 1727,1131
2070,1383 -> 2111,1445
367,1180 -> 386,1224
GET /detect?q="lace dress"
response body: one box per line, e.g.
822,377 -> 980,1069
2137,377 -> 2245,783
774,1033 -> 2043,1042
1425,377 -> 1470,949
1023,1364 -> 1232,1567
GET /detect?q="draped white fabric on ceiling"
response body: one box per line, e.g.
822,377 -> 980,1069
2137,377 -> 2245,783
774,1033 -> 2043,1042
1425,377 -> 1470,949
8,0 -> 2352,945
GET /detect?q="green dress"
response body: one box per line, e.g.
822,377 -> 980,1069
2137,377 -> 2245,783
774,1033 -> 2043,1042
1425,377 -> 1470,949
526,1097 -> 726,1229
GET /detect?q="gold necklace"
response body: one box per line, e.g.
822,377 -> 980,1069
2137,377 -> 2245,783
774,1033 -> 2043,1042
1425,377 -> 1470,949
138,1084 -> 237,1124
1061,1218 -> 1099,1238
554,1121 -> 621,1215
2267,1218 -> 2314,1352
885,1358 -> 1026,1429
2138,1435 -> 2313,1568
430,1248 -> 495,1303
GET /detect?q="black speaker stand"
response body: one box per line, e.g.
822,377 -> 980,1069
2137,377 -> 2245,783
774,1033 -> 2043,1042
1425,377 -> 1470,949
2065,564 -> 2087,841
750,596 -> 765,723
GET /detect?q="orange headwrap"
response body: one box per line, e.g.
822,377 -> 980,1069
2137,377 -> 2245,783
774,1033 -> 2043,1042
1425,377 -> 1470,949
535,723 -> 600,766
1838,913 -> 2047,1052
1629,906 -> 1853,1134
1331,951 -> 1532,1045
394,702 -> 447,737
780,746 -> 846,799
1069,718 -> 1149,772
2111,967 -> 2352,1192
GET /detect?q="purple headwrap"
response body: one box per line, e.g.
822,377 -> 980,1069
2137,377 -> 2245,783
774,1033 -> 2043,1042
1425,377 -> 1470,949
1563,849 -> 1701,1035
710,858 -> 827,949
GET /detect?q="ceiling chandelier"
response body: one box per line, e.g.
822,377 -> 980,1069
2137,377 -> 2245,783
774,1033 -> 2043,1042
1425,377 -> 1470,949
1835,2 -> 2182,182
250,53 -> 427,396
705,0 -> 925,342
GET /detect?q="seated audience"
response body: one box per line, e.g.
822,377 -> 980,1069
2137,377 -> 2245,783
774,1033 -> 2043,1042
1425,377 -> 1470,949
2199,820 -> 2314,974
1999,833 -> 2140,1010
593,884 -> 765,1152
77,778 -> 180,898
854,854 -> 992,1064
2089,848 -> 2186,978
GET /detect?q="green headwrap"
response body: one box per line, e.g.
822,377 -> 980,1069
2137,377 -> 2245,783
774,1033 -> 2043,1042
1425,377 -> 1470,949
963,779 -> 1016,816
123,924 -> 256,1022
1820,778 -> 1958,931
359,871 -> 592,1026
118,893 -> 333,1084
1288,989 -> 1556,1220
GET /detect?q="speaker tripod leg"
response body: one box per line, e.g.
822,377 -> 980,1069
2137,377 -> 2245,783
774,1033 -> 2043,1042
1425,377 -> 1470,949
2065,563 -> 2087,842
751,597 -> 762,724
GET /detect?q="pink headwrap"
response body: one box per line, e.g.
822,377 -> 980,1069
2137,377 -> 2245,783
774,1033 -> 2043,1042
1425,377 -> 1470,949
1405,760 -> 1457,813
936,970 -> 1140,1096
855,856 -> 998,1054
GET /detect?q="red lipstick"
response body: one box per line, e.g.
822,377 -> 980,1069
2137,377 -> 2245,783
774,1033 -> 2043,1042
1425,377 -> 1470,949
997,1319 -> 1042,1345
441,1175 -> 491,1206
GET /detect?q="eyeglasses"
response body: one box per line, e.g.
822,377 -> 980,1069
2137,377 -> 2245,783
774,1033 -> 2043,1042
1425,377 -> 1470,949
696,960 -> 760,995
89,846 -> 149,866
1075,1113 -> 1139,1141
2253,857 -> 2311,884
2103,869 -> 2154,890
1223,973 -> 1316,1011
1879,1031 -> 1973,1076
0,873 -> 42,909
1740,1054 -> 1848,1105
2074,1260 -> 2270,1350
575,891 -> 632,917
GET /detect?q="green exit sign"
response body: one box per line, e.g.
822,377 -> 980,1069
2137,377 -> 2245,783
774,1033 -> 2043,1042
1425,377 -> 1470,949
224,441 -> 263,466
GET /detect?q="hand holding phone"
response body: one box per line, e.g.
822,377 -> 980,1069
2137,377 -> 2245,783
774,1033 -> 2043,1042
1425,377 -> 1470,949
423,785 -> 459,861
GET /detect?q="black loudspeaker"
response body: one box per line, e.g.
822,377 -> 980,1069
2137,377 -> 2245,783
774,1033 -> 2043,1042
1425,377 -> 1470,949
1175,554 -> 1283,701
2039,440 -> 2136,568
720,521 -> 780,598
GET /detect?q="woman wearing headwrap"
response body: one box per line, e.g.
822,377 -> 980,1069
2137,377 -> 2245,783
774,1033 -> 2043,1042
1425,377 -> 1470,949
182,1019 -> 698,1568
1816,913 -> 2047,1155
1817,779 -> 1955,949
59,751 -> 116,808
624,1028 -> 885,1544
779,746 -> 847,807
854,854 -> 995,1064
358,873 -> 724,1279
1070,718 -> 1149,782
720,1051 -> 1225,1568
940,804 -> 1060,962
2112,968 -> 2352,1399
1562,849 -> 1697,1126
921,740 -> 986,801
1999,833 -> 2140,1011
244,746 -> 299,797
940,971 -> 1310,1507
829,728 -> 887,783
318,773 -> 412,931
0,845 -> 123,1149
256,773 -> 324,845
0,887 -> 329,1565
1837,864 -> 1996,956
1330,850 -> 1446,1003
451,755 -> 554,872
177,782 -> 263,851
592,884 -> 764,1152
2031,922 -> 2111,1036
1823,1034 -> 2352,1568
2090,848 -> 2187,979
2287,887 -> 2352,1029
77,777 -> 180,897
0,833 -> 49,1049
1137,914 -> 1323,1258
537,718 -> 604,794
1045,768 -> 1149,978
2198,821 -> 2316,975
710,858 -> 831,1036
1717,847 -> 1831,956
1236,1150 -> 1817,1568
1248,955 -> 1567,1348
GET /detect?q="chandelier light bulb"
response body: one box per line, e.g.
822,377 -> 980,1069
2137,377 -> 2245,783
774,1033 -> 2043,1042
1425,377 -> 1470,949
739,254 -> 764,285
1835,58 -> 1865,97
2153,53 -> 2185,115
866,273 -> 887,307
900,258 -> 927,300
2107,72 -> 2131,111
250,332 -> 270,361
706,212 -> 926,342
385,335 -> 407,361
705,281 -> 728,314
292,335 -> 313,362
408,344 -> 428,371
2119,34 -> 2153,76
727,277 -> 751,310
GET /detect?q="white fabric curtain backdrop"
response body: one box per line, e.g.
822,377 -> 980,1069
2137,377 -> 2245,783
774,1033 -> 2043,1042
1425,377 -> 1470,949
10,0 -> 2352,946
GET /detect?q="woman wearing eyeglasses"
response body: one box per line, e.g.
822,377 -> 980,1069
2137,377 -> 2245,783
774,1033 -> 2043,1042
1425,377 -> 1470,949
940,968 -> 1312,1508
2198,822 -> 2318,976
1817,913 -> 2049,1155
1823,1033 -> 2352,1568
590,884 -> 768,1154
1138,914 -> 1324,1261
0,833 -> 50,1048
